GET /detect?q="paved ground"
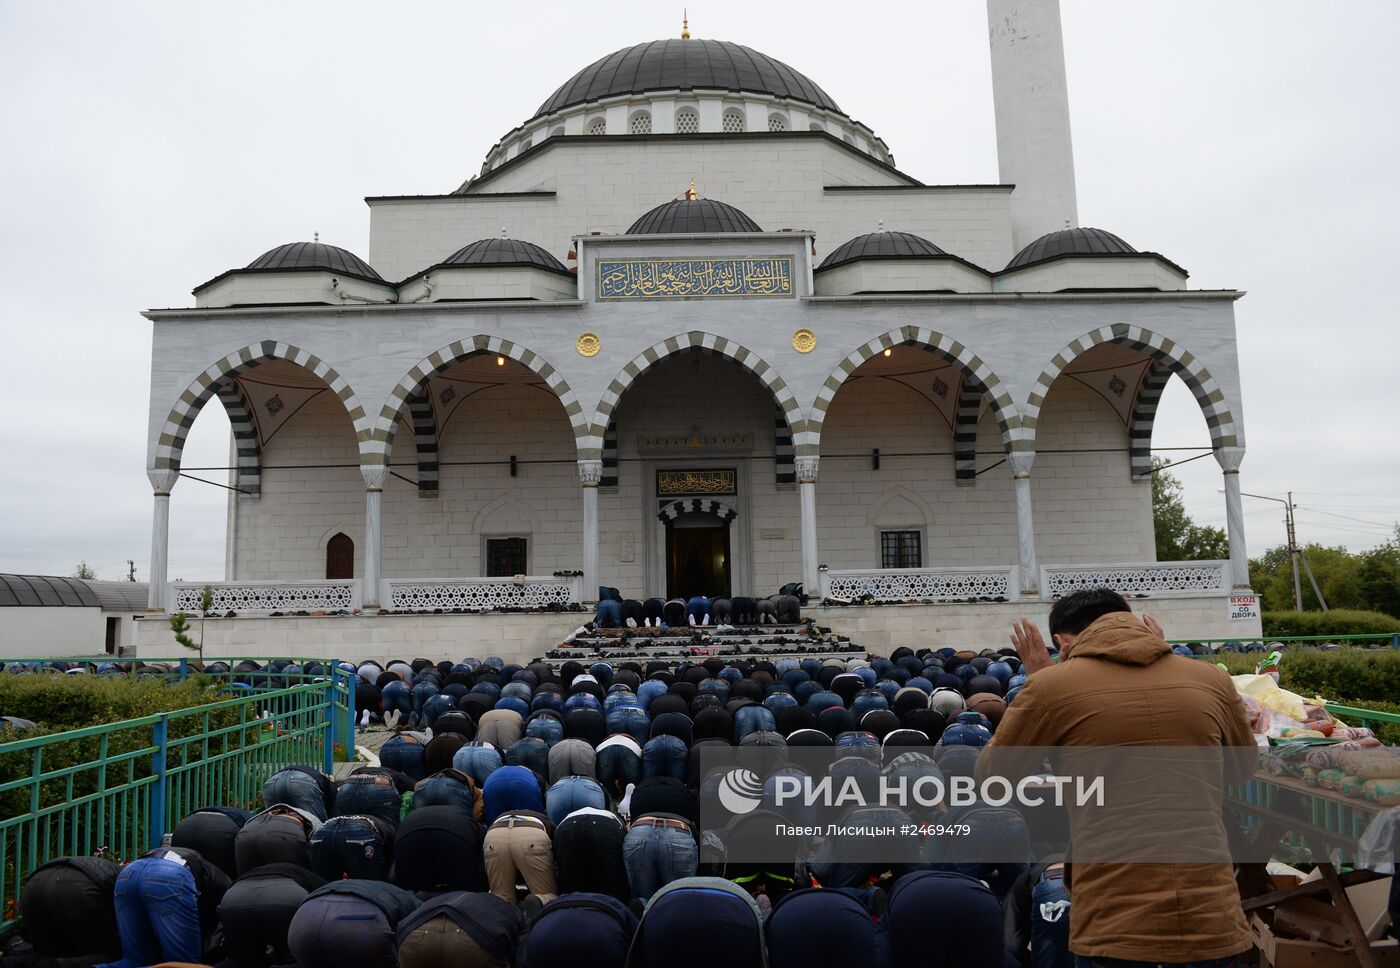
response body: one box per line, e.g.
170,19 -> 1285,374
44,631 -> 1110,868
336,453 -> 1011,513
333,725 -> 393,779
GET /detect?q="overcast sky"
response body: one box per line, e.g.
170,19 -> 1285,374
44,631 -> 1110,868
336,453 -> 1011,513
1,0 -> 1396,582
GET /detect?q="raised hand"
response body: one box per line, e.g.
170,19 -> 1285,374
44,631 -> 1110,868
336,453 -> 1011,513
1142,613 -> 1166,641
1011,618 -> 1055,675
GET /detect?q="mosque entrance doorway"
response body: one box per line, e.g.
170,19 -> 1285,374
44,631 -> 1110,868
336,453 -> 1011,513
666,513 -> 731,599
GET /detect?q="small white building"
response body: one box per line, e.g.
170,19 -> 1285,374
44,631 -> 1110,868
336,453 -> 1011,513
134,2 -> 1259,662
0,576 -> 149,658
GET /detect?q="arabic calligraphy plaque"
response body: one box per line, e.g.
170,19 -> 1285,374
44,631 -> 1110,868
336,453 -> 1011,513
656,469 -> 738,496
596,257 -> 795,300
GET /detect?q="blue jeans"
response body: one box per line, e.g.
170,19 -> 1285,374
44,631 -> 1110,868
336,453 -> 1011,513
411,682 -> 439,722
381,681 -> 411,720
1073,959 -> 1241,968
623,820 -> 697,902
101,857 -> 201,968
1032,868 -> 1072,968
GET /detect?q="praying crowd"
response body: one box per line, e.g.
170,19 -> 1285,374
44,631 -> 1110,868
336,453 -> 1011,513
7,590 -> 1282,968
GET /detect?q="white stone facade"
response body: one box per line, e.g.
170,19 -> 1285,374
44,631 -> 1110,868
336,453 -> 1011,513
137,10 -> 1260,649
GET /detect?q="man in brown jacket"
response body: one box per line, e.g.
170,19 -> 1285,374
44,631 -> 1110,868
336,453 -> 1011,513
978,588 -> 1257,967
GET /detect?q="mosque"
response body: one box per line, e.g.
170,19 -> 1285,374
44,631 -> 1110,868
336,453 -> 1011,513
135,1 -> 1259,660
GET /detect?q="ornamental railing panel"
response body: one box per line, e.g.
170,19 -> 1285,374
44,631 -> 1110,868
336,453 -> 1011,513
1039,561 -> 1230,599
168,580 -> 359,614
819,566 -> 1016,603
384,576 -> 583,611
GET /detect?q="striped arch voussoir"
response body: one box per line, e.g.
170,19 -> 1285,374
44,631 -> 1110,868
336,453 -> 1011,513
374,338 -> 586,467
592,331 -> 804,444
658,498 -> 739,524
808,328 -> 1020,454
1025,326 -> 1239,452
154,343 -> 369,474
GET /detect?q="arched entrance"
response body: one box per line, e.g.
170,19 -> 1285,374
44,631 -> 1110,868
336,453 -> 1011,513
658,499 -> 739,598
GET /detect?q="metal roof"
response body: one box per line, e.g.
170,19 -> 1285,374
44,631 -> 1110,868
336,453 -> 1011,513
1005,227 -> 1137,270
533,39 -> 842,121
84,580 -> 151,612
627,198 -> 762,234
439,238 -> 571,275
246,241 -> 383,280
0,575 -> 100,608
817,231 -> 947,271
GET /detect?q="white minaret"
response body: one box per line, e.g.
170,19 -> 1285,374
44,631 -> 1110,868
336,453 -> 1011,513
986,0 -> 1079,253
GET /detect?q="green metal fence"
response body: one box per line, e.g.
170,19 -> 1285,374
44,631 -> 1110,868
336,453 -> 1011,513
0,670 -> 353,931
1168,633 -> 1400,649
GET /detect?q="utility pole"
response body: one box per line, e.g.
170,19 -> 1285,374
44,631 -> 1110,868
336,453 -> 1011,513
1238,491 -> 1303,610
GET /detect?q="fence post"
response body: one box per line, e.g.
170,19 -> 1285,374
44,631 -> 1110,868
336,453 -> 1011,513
346,668 -> 356,756
178,658 -> 188,682
149,714 -> 169,850
1392,633 -> 1399,651
323,681 -> 336,775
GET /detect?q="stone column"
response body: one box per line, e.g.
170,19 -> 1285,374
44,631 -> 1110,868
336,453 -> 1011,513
1215,446 -> 1250,589
361,464 -> 387,609
1009,452 -> 1039,596
796,456 -> 821,594
147,469 -> 180,610
579,459 -> 602,602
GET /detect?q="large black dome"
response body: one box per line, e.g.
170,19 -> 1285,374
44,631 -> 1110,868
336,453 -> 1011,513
627,198 -> 762,234
818,231 -> 946,271
1005,227 -> 1136,271
533,39 -> 842,121
438,238 -> 571,275
246,242 -> 382,281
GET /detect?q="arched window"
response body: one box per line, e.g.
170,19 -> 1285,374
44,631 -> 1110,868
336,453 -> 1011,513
842,133 -> 855,145
550,125 -> 565,138
629,111 -> 652,134
674,109 -> 700,134
586,117 -> 607,136
768,113 -> 788,132
809,121 -> 824,132
722,109 -> 746,133
326,533 -> 354,580
519,137 -> 532,153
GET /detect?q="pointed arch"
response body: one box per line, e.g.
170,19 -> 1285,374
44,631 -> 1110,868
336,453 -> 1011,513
584,331 -> 804,461
865,485 -> 936,529
470,493 -> 543,536
153,341 -> 370,473
370,336 -> 585,466
1128,363 -> 1174,480
214,379 -> 261,498
1025,324 -> 1240,451
807,326 -> 1021,457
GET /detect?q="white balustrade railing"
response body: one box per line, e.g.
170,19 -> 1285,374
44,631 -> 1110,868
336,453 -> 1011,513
819,566 -> 1017,604
1039,560 -> 1230,599
168,580 -> 359,614
383,575 -> 584,612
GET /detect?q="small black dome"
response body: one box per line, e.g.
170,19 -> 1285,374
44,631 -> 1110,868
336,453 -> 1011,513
818,231 -> 946,271
1005,227 -> 1136,271
247,241 -> 382,281
534,39 -> 841,121
439,238 -> 570,275
627,198 -> 762,234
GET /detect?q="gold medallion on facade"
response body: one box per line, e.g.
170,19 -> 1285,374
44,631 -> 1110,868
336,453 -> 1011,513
576,332 -> 601,357
791,328 -> 817,353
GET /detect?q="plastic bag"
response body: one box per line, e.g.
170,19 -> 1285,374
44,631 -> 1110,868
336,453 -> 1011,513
1357,804 -> 1400,872
1233,674 -> 1308,722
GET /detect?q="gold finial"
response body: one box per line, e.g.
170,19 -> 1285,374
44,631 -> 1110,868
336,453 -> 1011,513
685,179 -> 697,200
681,9 -> 690,39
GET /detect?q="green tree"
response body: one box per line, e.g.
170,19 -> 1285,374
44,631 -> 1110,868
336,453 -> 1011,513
1152,458 -> 1229,561
169,584 -> 214,665
71,560 -> 96,580
1249,542 -> 1359,612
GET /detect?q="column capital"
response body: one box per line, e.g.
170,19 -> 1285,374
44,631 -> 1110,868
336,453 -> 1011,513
1008,451 -> 1036,479
1214,445 -> 1246,473
360,464 -> 389,491
147,468 -> 180,495
578,459 -> 604,487
795,456 -> 820,484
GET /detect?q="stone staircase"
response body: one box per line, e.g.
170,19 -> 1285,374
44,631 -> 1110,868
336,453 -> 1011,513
545,618 -> 864,664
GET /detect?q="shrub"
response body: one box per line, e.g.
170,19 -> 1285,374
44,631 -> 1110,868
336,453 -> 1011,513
0,675 -> 251,824
1262,609 -> 1400,637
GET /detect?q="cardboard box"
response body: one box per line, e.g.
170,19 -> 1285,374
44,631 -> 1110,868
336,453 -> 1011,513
1272,898 -> 1351,947
1252,912 -> 1400,967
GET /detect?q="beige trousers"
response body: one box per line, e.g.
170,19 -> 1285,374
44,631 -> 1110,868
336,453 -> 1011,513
483,822 -> 558,903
